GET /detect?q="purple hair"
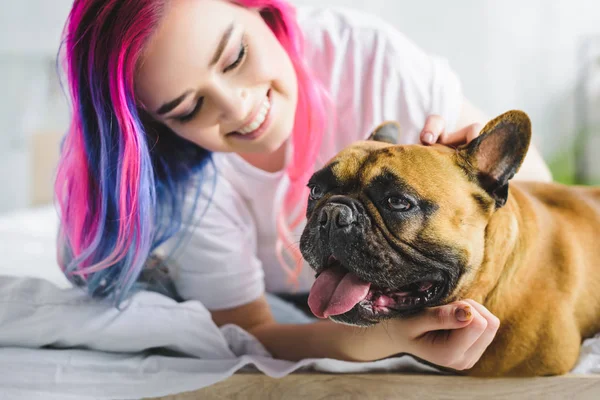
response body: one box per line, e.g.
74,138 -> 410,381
55,0 -> 329,303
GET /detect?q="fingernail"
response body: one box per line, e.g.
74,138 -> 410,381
455,306 -> 472,322
423,132 -> 434,144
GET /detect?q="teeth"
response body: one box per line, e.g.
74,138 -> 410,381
238,96 -> 270,135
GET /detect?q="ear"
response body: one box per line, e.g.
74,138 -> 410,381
367,121 -> 401,144
460,110 -> 532,208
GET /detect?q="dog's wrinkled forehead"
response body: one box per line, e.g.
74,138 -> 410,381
323,141 -> 464,197
321,111 -> 532,211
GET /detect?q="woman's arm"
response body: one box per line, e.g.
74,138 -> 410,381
212,295 -> 411,361
211,295 -> 499,370
421,97 -> 553,183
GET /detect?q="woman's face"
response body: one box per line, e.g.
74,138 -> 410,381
136,0 -> 298,155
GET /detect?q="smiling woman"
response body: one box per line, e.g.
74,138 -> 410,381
135,1 -> 299,158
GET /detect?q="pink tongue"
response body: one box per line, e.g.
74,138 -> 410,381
308,264 -> 372,318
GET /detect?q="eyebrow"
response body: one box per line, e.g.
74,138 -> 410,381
309,163 -> 338,185
155,90 -> 194,115
155,21 -> 235,116
210,21 -> 235,66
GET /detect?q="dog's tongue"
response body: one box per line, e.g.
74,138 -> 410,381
308,264 -> 371,318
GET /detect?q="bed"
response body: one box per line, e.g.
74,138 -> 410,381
1,133 -> 599,400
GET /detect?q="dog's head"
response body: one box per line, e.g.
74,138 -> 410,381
299,110 -> 531,326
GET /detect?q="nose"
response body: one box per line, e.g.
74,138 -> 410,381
213,85 -> 250,122
318,203 -> 356,230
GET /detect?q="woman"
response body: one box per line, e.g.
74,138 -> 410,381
56,0 -> 552,370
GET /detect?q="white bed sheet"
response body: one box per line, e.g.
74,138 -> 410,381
0,206 -> 599,400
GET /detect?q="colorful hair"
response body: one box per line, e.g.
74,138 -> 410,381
55,0 -> 329,304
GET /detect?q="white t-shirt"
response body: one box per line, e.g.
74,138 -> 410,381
164,6 -> 463,310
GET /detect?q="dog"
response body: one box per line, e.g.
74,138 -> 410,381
298,110 -> 600,377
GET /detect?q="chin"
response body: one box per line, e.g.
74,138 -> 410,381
261,134 -> 289,154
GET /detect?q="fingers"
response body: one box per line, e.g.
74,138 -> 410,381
406,301 -> 474,337
438,123 -> 483,146
436,305 -> 488,370
460,299 -> 501,369
407,299 -> 500,371
420,115 -> 445,145
420,115 -> 483,146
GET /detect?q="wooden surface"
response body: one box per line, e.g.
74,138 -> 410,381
149,373 -> 600,400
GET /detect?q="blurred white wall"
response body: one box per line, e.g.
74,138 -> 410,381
0,0 -> 599,213
293,0 -> 600,155
0,0 -> 73,213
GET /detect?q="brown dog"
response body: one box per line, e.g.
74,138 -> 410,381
299,110 -> 600,377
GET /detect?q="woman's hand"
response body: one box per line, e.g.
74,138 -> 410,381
419,114 -> 482,146
419,111 -> 553,182
394,299 -> 500,371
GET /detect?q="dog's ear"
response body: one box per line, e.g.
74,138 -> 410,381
367,121 -> 401,144
460,110 -> 532,208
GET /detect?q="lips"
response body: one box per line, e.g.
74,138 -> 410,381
238,95 -> 270,134
227,90 -> 272,141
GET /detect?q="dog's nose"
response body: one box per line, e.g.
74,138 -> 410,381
319,203 -> 355,229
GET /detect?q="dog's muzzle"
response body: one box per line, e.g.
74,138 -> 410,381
301,195 -> 451,324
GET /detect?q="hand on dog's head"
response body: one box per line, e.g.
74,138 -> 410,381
300,110 -> 531,326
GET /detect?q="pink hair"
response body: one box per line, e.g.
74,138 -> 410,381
244,1 -> 330,286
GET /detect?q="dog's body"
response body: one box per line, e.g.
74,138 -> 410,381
299,111 -> 600,376
455,180 -> 600,376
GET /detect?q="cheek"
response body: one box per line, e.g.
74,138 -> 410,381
364,202 -> 424,244
170,124 -> 223,151
247,34 -> 296,96
252,49 -> 291,89
431,209 -> 487,267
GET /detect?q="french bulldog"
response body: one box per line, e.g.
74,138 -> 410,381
299,110 -> 600,377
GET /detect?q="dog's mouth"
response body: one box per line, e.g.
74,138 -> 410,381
308,257 -> 447,320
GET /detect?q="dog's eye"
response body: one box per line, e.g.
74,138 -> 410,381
309,185 -> 325,200
386,196 -> 411,211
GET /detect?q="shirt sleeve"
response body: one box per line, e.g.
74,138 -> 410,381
158,169 -> 265,311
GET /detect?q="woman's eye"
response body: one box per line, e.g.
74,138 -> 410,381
386,196 -> 411,211
173,39 -> 247,124
309,185 -> 325,200
174,98 -> 203,123
224,41 -> 248,73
